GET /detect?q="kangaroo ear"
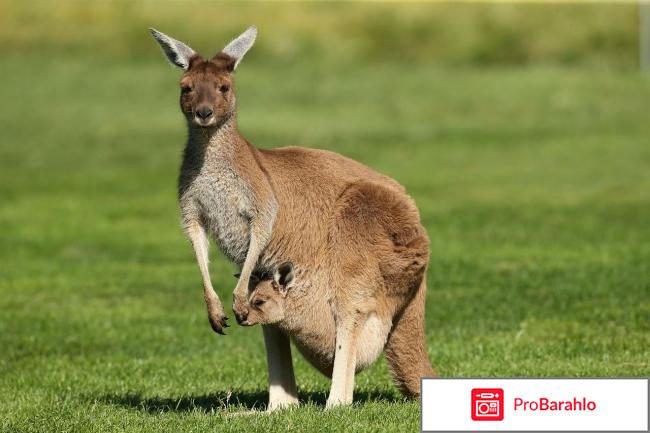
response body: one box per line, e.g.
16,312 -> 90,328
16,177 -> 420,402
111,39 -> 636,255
149,28 -> 197,70
274,262 -> 294,294
220,26 -> 257,70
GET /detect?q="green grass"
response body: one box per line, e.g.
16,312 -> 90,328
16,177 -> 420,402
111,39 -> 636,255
0,1 -> 641,68
1,2 -> 650,432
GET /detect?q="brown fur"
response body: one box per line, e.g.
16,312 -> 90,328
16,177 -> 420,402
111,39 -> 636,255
243,181 -> 435,398
152,28 -> 435,408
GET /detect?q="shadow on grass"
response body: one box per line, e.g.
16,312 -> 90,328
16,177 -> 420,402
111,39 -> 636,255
97,389 -> 404,413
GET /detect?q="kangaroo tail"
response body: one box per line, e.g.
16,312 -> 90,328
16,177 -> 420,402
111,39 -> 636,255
384,276 -> 436,398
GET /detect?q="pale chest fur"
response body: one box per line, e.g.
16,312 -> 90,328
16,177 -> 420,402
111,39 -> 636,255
180,154 -> 253,266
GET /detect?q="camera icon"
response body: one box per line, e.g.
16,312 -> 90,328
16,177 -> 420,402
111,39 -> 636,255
471,388 -> 504,421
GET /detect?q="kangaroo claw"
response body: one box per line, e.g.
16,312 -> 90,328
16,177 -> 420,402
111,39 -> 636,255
208,312 -> 229,335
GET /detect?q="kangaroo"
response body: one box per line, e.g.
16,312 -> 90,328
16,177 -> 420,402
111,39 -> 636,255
150,26 -> 435,409
243,254 -> 434,400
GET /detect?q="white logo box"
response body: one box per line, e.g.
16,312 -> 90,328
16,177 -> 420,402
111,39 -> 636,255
421,378 -> 648,432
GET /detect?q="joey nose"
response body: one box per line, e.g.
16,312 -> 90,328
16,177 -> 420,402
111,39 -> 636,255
196,107 -> 213,119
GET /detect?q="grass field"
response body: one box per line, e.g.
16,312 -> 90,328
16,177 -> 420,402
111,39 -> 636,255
1,2 -> 649,432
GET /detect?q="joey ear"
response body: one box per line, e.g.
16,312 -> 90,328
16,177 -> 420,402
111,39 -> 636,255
274,262 -> 294,294
220,26 -> 257,70
149,28 -> 197,70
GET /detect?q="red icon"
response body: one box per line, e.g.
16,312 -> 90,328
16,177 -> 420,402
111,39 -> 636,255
471,388 -> 504,421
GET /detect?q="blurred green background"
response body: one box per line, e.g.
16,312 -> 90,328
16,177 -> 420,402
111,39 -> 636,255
1,1 -> 649,432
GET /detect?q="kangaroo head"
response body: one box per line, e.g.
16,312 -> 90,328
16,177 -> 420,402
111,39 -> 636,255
149,26 -> 256,128
243,262 -> 294,326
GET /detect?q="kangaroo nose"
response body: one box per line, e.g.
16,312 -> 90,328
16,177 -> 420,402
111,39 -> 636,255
196,107 -> 213,119
234,309 -> 248,325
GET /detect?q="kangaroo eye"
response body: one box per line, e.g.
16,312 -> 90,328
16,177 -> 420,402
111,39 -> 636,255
219,84 -> 230,93
181,86 -> 192,94
253,299 -> 265,308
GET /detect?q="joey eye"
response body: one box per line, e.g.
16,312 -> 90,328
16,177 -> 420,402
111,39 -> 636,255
181,86 -> 192,94
253,299 -> 265,308
219,84 -> 230,93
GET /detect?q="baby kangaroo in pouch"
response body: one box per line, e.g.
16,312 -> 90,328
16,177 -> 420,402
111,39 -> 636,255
243,262 -> 392,381
240,264 -> 293,327
151,25 -> 435,410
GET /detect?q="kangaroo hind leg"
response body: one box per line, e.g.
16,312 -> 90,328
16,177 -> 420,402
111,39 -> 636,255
326,284 -> 373,409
